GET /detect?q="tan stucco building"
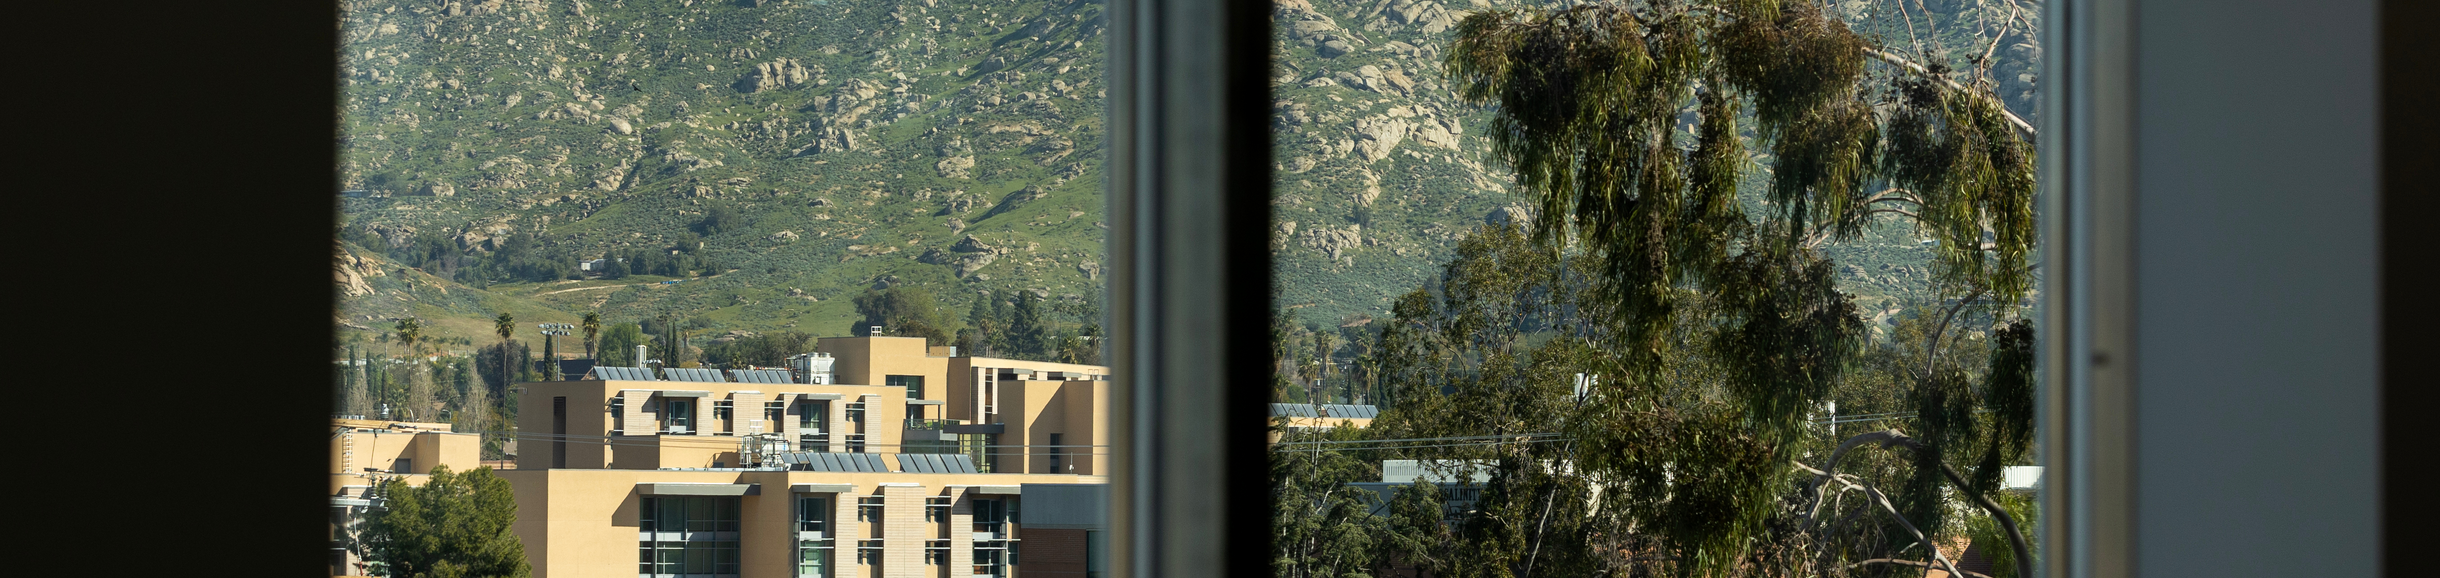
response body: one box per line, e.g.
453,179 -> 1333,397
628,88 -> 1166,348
330,419 -> 484,575
498,336 -> 1112,578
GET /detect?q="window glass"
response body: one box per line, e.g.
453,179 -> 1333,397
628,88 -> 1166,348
1267,2 -> 2043,578
334,0 -> 1112,574
797,541 -> 831,578
798,496 -> 828,533
887,375 -> 925,400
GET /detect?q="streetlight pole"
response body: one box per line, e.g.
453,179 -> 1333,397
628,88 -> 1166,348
537,323 -> 573,381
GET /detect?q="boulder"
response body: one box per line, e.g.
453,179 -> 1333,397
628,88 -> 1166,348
936,156 -> 976,179
1318,40 -> 1352,58
1353,116 -> 1414,161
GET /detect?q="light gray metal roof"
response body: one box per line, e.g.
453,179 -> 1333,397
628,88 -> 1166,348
729,369 -> 796,384
1268,403 -> 1379,419
774,452 -> 895,472
894,453 -> 981,474
637,483 -> 760,496
589,366 -> 659,381
663,368 -> 730,383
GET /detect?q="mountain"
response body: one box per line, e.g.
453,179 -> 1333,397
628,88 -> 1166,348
334,0 -> 2037,352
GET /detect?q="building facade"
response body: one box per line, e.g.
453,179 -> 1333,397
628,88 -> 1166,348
501,336 -> 1110,578
330,419 -> 483,575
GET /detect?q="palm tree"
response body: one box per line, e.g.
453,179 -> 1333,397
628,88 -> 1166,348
493,311 -> 516,393
394,318 -> 424,358
581,312 -> 602,360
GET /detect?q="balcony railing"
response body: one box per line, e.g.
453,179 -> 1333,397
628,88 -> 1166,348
905,418 -> 954,430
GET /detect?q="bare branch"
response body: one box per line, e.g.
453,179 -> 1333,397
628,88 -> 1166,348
1852,558 -> 1997,578
1977,0 -> 2026,77
1923,285 -> 1991,382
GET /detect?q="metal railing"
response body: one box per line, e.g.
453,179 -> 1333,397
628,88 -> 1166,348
905,418 -> 954,430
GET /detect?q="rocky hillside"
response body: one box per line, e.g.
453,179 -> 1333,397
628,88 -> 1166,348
335,0 -> 2036,350
338,0 -> 1115,347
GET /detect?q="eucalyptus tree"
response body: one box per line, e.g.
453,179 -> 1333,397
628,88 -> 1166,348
1421,1 -> 2040,575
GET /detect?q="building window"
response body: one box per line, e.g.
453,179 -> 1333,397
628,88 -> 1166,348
926,496 -> 952,523
610,396 -> 625,435
887,375 -> 925,400
846,434 -> 866,454
796,540 -> 832,578
1048,433 -> 1064,474
973,544 -> 1008,578
765,402 -> 785,435
638,496 -> 741,577
973,499 -> 1007,538
926,539 -> 952,565
858,496 -> 882,523
857,540 -> 884,565
844,402 -> 864,424
663,399 -> 694,435
797,496 -> 828,533
713,399 -> 734,434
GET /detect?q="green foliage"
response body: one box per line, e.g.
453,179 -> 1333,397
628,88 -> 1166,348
1007,290 -> 1049,361
1271,421 -> 1385,578
360,466 -> 531,578
701,331 -> 814,368
852,286 -> 957,345
597,322 -> 647,367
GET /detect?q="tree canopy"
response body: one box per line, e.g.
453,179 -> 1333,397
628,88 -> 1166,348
359,465 -> 531,578
1275,2 -> 2044,577
852,286 -> 957,345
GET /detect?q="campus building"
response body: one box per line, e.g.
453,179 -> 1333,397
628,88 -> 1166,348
330,418 -> 484,575
499,336 -> 1111,578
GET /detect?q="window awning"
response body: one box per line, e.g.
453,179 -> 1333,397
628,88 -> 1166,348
972,485 -> 1022,496
907,400 -> 946,406
797,393 -> 845,400
637,483 -> 760,496
657,390 -> 713,398
792,483 -> 855,494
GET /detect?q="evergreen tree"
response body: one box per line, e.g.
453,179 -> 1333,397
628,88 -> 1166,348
359,465 -> 531,578
1007,290 -> 1048,361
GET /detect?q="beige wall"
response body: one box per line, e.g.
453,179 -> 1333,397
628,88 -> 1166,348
816,337 -> 950,400
518,380 -> 920,468
330,420 -> 482,494
501,469 -> 1102,578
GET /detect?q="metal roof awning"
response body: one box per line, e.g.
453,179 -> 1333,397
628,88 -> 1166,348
657,390 -> 713,398
907,399 -> 946,405
638,483 -> 761,496
792,483 -> 856,494
894,453 -> 981,474
797,393 -> 845,400
972,485 -> 1023,495
773,452 -> 895,472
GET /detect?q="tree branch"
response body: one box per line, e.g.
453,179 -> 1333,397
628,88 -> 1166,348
1864,47 -> 2037,137
1922,284 -> 1990,383
1852,558 -> 1996,578
1887,436 -> 2037,578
